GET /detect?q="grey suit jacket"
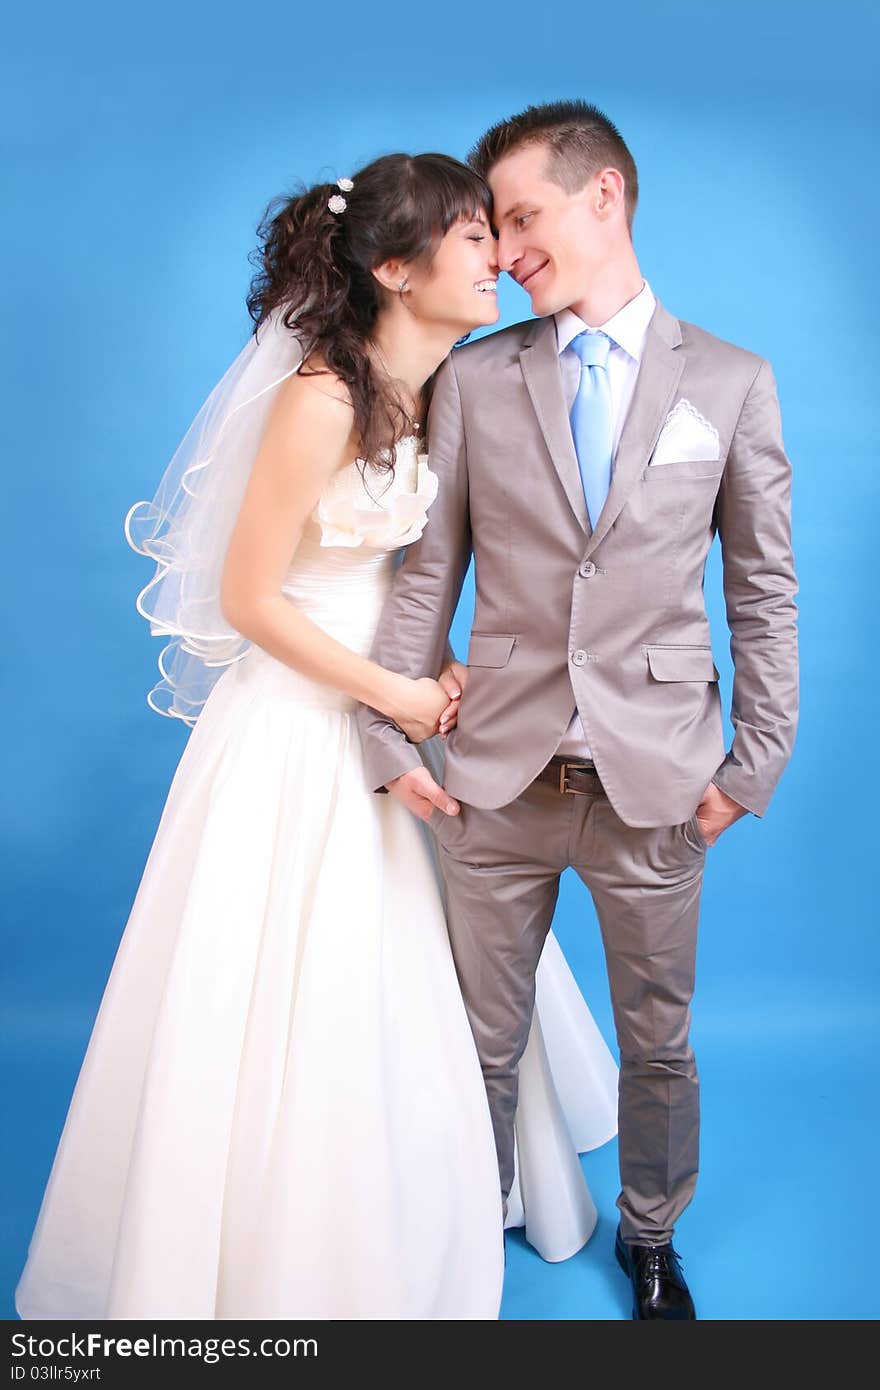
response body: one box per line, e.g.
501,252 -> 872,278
357,299 -> 798,827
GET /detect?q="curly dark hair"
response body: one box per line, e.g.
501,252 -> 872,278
247,152 -> 492,470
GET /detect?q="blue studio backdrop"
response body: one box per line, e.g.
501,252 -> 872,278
2,0 -> 878,1320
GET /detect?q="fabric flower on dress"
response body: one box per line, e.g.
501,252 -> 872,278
315,440 -> 438,550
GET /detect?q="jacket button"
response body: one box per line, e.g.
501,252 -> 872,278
579,560 -> 596,578
571,649 -> 587,666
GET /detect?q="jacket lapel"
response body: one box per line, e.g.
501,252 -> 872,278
519,318 -> 590,532
582,299 -> 685,558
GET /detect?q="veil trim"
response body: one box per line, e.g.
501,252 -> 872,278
123,312 -> 305,726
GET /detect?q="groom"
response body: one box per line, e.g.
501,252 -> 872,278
357,100 -> 798,1319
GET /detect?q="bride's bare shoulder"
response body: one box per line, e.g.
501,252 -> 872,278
266,352 -> 357,472
291,351 -> 354,411
271,352 -> 354,440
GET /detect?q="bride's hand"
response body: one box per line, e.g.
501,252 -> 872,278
437,660 -> 468,740
393,677 -> 449,744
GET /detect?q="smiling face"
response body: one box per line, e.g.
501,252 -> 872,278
488,143 -> 612,317
405,213 -> 500,332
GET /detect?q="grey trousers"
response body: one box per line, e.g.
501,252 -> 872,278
429,771 -> 707,1245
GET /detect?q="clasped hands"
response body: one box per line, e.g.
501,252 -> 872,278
392,659 -> 467,746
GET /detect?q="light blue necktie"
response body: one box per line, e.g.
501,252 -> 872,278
569,330 -> 613,529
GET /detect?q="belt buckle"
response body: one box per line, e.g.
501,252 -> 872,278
558,761 -> 584,794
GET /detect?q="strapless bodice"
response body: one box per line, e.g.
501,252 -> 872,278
235,437 -> 438,711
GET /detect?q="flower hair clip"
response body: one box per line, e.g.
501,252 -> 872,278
328,177 -> 354,214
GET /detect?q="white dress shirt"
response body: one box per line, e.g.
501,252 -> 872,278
554,280 -> 656,759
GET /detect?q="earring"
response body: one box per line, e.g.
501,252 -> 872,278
398,278 -> 408,292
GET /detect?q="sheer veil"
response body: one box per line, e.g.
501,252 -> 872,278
124,310 -> 304,725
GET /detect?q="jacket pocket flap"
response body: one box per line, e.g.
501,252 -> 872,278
646,645 -> 719,682
467,633 -> 517,668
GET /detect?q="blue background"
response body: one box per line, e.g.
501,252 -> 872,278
3,0 -> 878,1321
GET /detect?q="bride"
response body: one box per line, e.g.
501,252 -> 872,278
16,152 -> 618,1321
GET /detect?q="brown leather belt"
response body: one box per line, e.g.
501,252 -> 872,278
536,755 -> 601,794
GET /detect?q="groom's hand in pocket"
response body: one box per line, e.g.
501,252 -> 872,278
386,767 -> 461,823
696,781 -> 748,846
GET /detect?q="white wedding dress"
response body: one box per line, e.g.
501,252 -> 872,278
16,437 -> 618,1322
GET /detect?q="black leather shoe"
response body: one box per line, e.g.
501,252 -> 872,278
615,1226 -> 696,1320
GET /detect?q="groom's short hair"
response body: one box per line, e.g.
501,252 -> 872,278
469,99 -> 639,233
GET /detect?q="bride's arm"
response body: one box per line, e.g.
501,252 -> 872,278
219,370 -> 443,735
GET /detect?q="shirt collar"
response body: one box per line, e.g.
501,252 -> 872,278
555,280 -> 656,363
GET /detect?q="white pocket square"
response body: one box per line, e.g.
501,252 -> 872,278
650,399 -> 720,466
